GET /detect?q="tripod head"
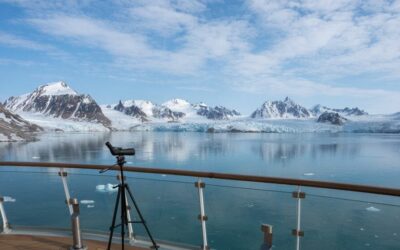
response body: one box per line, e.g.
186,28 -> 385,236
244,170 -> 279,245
100,142 -> 135,173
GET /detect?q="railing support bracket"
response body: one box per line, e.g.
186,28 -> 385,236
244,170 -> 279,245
260,224 -> 273,250
69,198 -> 87,250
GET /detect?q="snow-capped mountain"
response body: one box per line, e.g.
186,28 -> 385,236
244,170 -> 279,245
311,105 -> 368,116
0,105 -> 42,141
251,97 -> 312,119
113,100 -> 184,122
195,104 -> 241,120
4,81 -> 111,129
110,98 -> 240,123
163,99 -> 241,120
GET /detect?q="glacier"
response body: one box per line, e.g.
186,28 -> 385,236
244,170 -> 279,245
2,81 -> 400,136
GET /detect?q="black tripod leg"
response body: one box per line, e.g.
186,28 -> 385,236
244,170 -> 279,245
107,185 -> 121,250
121,183 -> 126,250
125,184 -> 159,249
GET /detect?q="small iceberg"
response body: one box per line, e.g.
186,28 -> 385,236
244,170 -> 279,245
246,202 -> 255,208
366,206 -> 380,212
96,183 -> 118,193
87,205 -> 95,208
303,173 -> 315,176
3,196 -> 16,202
80,200 -> 95,204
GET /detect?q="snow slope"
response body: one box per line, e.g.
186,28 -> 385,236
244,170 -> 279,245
0,105 -> 42,141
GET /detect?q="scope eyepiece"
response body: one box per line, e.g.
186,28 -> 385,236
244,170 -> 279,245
105,141 -> 135,156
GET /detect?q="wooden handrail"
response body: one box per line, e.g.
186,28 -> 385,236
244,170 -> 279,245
1,161 -> 400,197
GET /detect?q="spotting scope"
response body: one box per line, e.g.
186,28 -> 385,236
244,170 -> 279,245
105,142 -> 135,156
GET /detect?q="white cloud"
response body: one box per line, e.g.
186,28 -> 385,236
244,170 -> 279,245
3,0 -> 400,112
0,32 -> 53,51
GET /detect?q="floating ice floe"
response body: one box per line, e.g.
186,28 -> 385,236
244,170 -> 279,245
246,203 -> 255,208
80,200 -> 95,204
303,173 -> 315,176
87,205 -> 95,208
96,183 -> 118,193
366,206 -> 380,212
3,196 -> 16,202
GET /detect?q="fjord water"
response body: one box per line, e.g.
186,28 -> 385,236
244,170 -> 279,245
0,132 -> 399,249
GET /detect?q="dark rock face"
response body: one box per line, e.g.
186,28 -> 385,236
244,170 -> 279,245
197,105 -> 240,120
0,105 -> 42,141
4,83 -> 111,127
114,101 -> 148,121
153,107 -> 185,120
317,112 -> 347,125
336,107 -> 367,116
251,97 -> 312,118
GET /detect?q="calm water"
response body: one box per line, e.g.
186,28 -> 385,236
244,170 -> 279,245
0,132 -> 399,249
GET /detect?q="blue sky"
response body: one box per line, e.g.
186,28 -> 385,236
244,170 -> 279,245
0,0 -> 400,114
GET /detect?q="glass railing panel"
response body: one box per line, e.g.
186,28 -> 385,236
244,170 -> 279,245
301,188 -> 400,250
125,175 -> 199,246
204,181 -> 297,250
66,173 -> 120,233
0,170 -> 70,229
67,172 -> 200,247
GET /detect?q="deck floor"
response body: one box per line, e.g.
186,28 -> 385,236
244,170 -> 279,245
0,234 -> 148,250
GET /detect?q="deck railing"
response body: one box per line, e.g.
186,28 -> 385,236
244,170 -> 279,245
0,161 -> 399,250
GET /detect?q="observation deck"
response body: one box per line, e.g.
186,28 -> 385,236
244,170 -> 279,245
1,161 -> 399,250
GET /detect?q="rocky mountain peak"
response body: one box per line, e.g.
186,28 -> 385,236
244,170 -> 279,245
0,105 -> 42,141
114,99 -> 184,122
251,97 -> 312,119
37,81 -> 78,96
317,111 -> 348,125
4,82 -> 110,128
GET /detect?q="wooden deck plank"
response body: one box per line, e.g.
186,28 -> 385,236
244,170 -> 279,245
0,234 -> 148,250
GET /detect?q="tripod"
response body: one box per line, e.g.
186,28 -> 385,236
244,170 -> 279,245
101,142 -> 158,250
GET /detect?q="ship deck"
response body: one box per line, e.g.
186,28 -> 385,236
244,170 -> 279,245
0,234 -> 147,250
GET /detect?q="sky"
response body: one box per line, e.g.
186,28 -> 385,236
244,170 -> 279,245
0,0 -> 400,115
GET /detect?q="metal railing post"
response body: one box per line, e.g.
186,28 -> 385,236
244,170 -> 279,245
195,178 -> 209,250
260,224 -> 273,250
59,168 -> 73,215
0,196 -> 11,233
292,186 -> 305,250
69,198 -> 87,250
117,174 -> 135,242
